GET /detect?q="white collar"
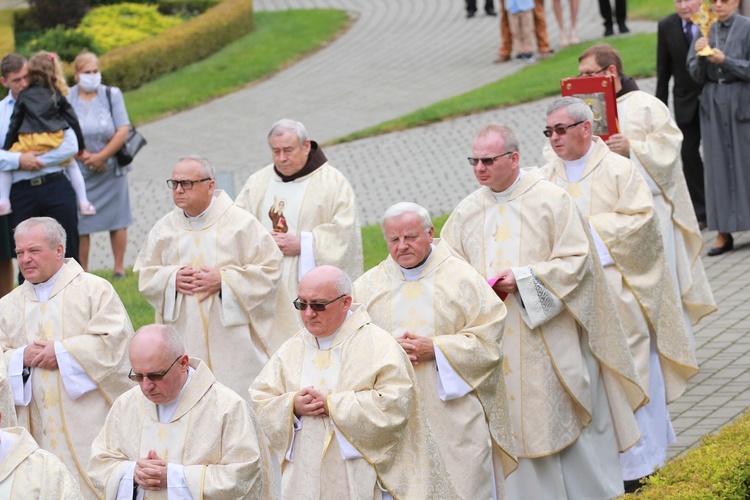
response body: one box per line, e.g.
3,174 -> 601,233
157,365 -> 196,423
31,263 -> 66,302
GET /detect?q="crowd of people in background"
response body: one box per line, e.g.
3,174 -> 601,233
0,0 -> 746,496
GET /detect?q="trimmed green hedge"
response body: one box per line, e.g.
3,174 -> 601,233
626,411 -> 750,498
99,0 -> 253,91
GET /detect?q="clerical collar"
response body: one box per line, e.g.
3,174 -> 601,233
274,141 -> 328,182
562,141 -> 596,183
316,310 -> 353,350
616,74 -> 639,98
183,195 -> 215,220
400,244 -> 435,282
720,13 -> 736,28
490,169 -> 525,203
157,365 -> 195,423
31,262 -> 66,302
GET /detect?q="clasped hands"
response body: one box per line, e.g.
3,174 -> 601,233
294,386 -> 328,417
23,340 -> 58,370
175,266 -> 221,302
134,449 -> 167,491
396,332 -> 435,366
272,232 -> 301,256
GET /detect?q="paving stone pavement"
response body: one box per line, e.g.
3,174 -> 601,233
76,0 -> 749,462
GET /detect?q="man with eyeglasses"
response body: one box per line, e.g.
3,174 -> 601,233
578,44 -> 715,330
134,155 -> 298,401
352,202 -> 517,499
441,123 -> 644,499
251,265 -> 458,499
89,324 -> 275,499
235,119 -> 363,299
0,216 -> 134,499
539,96 -> 699,493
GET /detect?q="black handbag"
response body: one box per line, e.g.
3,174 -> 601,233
105,86 -> 146,166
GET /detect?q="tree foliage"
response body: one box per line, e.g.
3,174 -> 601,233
29,0 -> 90,29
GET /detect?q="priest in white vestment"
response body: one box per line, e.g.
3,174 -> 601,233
234,119 -> 363,297
576,43 -> 716,340
89,324 -> 275,499
352,202 -> 517,499
539,98 -> 700,491
441,124 -> 646,500
0,217 -> 134,499
250,265 -> 459,499
134,156 -> 298,398
0,412 -> 82,499
0,357 -> 15,428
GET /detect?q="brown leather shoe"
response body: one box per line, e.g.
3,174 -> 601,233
493,55 -> 511,63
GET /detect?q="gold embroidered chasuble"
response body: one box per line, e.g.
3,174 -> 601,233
0,259 -> 134,499
352,241 -> 517,498
0,356 -> 15,428
234,164 -> 364,295
0,426 -> 82,499
88,359 -> 274,499
250,306 -> 459,500
441,169 -> 644,458
134,190 -> 299,398
618,90 -> 716,325
540,138 -> 699,402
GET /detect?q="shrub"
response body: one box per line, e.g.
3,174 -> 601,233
100,0 -> 253,91
78,4 -> 183,53
629,411 -> 750,498
157,0 -> 221,16
27,25 -> 95,61
28,0 -> 88,29
0,10 -> 15,56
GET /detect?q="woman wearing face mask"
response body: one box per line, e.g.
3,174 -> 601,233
68,50 -> 133,278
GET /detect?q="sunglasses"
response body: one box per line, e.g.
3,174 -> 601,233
467,151 -> 513,166
543,121 -> 585,138
128,356 -> 181,382
293,294 -> 346,312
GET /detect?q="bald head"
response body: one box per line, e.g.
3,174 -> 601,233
129,324 -> 189,405
296,266 -> 352,338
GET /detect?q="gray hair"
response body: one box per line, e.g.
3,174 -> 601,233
178,155 -> 215,179
133,324 -> 186,360
474,124 -> 520,154
381,202 -> 433,234
268,119 -> 308,146
334,268 -> 352,296
546,97 -> 594,124
14,217 -> 66,253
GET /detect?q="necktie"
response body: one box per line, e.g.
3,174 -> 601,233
684,21 -> 694,45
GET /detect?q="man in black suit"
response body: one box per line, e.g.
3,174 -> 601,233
656,0 -> 706,226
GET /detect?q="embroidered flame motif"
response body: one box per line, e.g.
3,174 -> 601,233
397,307 -> 427,334
566,183 -> 582,199
494,221 -> 510,242
311,350 -> 334,371
400,281 -> 424,300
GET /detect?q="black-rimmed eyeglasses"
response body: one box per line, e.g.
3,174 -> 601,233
293,294 -> 346,312
543,121 -> 585,138
128,356 -> 181,382
577,67 -> 609,77
167,178 -> 212,190
467,151 -> 514,166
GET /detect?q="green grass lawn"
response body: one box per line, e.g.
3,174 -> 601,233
331,33 -> 656,145
628,0 -> 674,21
124,9 -> 350,124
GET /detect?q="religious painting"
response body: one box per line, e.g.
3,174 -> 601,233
268,197 -> 288,233
560,75 -> 619,140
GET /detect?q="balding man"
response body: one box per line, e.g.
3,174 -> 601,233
251,265 -> 458,499
135,155 -> 298,398
442,124 -> 645,498
89,324 -> 275,499
0,216 -> 133,499
235,119 -> 363,297
353,202 -> 516,499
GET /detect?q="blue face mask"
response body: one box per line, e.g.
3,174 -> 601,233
78,72 -> 101,93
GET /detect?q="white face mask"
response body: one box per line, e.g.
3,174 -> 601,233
78,72 -> 101,93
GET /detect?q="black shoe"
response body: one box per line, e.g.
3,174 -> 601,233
618,23 -> 630,33
707,233 -> 733,256
604,25 -> 614,36
467,10 -> 476,18
486,8 -> 497,15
